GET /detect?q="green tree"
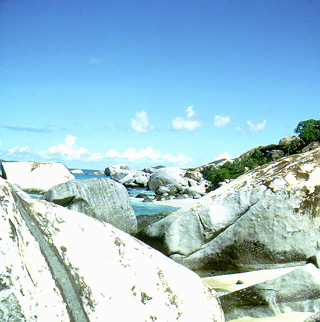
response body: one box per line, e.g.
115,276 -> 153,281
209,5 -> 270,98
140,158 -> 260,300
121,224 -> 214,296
294,119 -> 320,145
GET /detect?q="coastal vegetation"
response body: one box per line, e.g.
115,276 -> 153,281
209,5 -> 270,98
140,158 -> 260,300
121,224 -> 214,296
206,119 -> 320,190
294,119 -> 320,145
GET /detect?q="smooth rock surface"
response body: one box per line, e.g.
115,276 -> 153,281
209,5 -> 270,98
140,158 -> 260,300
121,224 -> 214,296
1,161 -> 74,193
220,264 -> 320,320
140,148 -> 320,272
0,178 -> 224,321
43,178 -> 137,235
148,167 -> 187,191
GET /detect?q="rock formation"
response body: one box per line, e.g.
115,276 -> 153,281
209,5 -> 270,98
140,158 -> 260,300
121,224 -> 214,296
43,178 -> 137,235
0,178 -> 224,321
220,263 -> 320,320
139,148 -> 320,272
1,161 -> 74,193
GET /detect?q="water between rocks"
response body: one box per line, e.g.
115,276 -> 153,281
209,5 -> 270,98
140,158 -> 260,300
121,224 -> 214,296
30,169 -> 180,217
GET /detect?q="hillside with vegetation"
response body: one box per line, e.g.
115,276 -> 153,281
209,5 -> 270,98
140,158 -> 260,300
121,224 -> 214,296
205,119 -> 320,191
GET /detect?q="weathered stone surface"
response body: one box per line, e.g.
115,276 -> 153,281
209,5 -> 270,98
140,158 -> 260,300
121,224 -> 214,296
1,161 -> 74,193
105,166 -> 151,188
140,148 -> 320,272
0,178 -> 224,321
302,141 -> 320,153
148,167 -> 187,191
220,264 -> 320,320
43,178 -> 137,235
278,135 -> 301,146
104,164 -> 129,176
185,170 -> 203,183
118,170 -> 150,187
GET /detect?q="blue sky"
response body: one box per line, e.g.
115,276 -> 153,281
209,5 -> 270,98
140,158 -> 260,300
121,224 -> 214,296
1,0 -> 319,170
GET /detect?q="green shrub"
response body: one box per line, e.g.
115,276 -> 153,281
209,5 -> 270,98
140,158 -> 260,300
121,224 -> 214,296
206,148 -> 267,191
283,138 -> 302,155
294,119 -> 320,145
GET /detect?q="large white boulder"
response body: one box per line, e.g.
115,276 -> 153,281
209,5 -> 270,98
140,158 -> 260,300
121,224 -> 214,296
141,148 -> 320,272
0,178 -> 224,321
147,167 -> 187,191
1,161 -> 74,193
43,178 -> 137,235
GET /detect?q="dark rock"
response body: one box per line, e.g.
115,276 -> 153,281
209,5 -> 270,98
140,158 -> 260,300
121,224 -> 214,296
265,149 -> 285,161
142,196 -> 154,203
221,264 -> 320,320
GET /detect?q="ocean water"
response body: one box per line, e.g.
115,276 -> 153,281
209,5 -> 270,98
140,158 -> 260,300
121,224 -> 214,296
71,169 -> 179,216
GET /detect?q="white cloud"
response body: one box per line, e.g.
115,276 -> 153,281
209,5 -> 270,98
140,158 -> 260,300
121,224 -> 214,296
171,118 -> 201,131
105,146 -> 192,164
7,135 -> 192,167
42,135 -> 90,160
9,146 -> 30,154
19,146 -> 30,152
171,106 -> 201,131
247,119 -> 267,133
214,151 -> 233,161
0,140 -> 2,146
214,115 -> 231,127
130,111 -> 154,133
9,147 -> 18,154
186,105 -> 195,118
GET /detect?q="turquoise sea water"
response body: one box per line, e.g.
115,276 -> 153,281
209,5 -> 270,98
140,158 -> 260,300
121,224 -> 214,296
71,169 -> 179,216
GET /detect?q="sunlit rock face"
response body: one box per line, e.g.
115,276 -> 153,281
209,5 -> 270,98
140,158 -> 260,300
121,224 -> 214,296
0,178 -> 224,321
140,148 -> 320,272
1,161 -> 74,193
43,178 -> 137,235
147,167 -> 187,191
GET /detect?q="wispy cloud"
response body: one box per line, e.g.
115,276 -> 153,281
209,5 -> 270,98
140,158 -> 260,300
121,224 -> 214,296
236,119 -> 267,135
0,125 -> 52,133
89,57 -> 103,65
247,119 -> 267,133
130,111 -> 154,133
9,146 -> 30,154
104,147 -> 191,164
214,115 -> 231,127
171,106 -> 201,131
235,126 -> 247,135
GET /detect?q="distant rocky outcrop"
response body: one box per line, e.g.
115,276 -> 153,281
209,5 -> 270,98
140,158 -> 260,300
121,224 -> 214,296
70,169 -> 84,174
100,165 -> 208,198
1,161 -> 74,193
43,178 -> 137,235
0,178 -> 224,321
139,148 -> 320,272
102,165 -> 151,188
147,167 -> 208,200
